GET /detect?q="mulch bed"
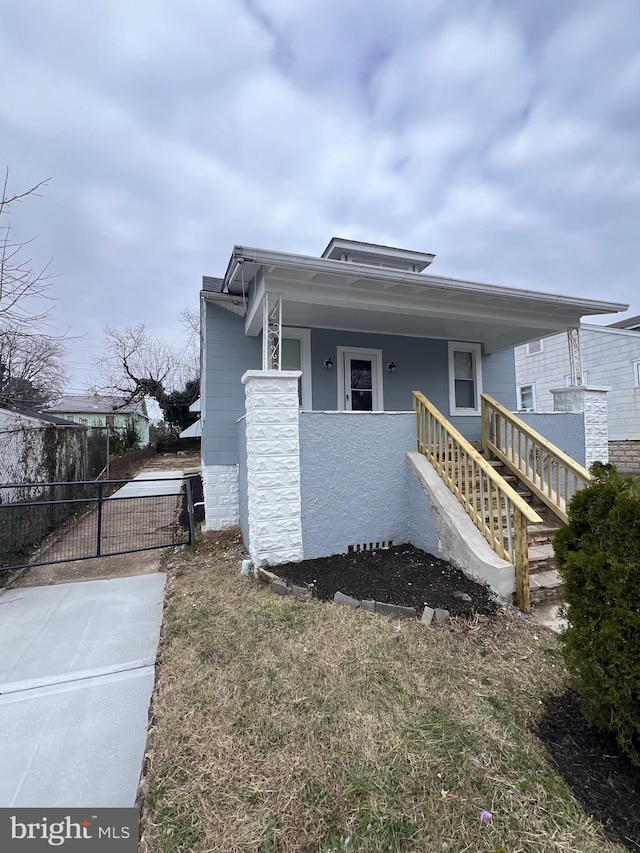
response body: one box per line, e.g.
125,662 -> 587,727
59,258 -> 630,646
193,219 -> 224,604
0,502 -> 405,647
274,544 -> 497,616
537,690 -> 640,851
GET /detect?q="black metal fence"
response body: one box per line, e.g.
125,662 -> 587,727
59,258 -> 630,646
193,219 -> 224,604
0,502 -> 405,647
0,476 -> 194,571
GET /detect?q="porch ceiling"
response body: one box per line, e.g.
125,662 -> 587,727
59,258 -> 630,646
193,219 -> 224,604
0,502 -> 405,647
225,246 -> 627,354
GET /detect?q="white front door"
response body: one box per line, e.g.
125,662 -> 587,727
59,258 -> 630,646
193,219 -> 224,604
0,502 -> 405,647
339,348 -> 383,411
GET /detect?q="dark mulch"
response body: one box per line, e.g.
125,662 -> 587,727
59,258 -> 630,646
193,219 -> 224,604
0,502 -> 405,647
537,690 -> 640,851
274,544 -> 497,616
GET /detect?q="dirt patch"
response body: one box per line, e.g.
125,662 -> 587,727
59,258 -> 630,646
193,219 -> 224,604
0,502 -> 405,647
274,544 -> 498,617
537,690 -> 640,852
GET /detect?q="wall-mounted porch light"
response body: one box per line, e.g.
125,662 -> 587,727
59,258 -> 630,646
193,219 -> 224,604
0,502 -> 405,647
324,358 -> 334,370
386,362 -> 397,373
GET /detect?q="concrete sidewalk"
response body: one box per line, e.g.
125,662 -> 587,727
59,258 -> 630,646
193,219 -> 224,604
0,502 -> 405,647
0,572 -> 165,807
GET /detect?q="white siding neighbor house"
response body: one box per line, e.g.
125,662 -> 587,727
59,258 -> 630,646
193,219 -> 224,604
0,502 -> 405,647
514,315 -> 640,470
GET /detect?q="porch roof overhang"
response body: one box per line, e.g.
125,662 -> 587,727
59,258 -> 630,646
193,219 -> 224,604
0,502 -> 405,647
215,245 -> 628,354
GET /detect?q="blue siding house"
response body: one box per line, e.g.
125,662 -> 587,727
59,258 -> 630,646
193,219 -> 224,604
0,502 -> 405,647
199,238 -> 626,603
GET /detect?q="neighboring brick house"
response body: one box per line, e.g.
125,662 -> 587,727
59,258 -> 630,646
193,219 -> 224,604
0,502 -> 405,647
47,394 -> 151,446
514,316 -> 640,470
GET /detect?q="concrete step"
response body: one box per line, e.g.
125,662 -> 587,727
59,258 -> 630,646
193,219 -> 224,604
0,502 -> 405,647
530,569 -> 563,604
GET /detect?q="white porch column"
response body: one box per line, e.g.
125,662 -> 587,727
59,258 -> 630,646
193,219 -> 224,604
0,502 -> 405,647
262,292 -> 282,370
550,385 -> 610,467
242,369 -> 304,566
567,327 -> 584,386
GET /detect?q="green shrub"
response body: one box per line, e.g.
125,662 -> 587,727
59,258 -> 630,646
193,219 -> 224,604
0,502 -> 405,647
553,462 -> 640,765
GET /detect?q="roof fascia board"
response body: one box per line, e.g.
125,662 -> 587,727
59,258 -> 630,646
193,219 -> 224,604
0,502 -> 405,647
256,276 -> 589,332
579,322 -> 640,339
225,246 -> 628,316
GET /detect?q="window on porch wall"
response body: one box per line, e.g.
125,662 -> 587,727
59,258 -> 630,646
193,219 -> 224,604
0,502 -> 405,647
448,342 -> 482,415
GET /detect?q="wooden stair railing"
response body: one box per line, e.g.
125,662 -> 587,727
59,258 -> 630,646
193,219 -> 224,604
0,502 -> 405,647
413,391 -> 542,613
481,394 -> 591,525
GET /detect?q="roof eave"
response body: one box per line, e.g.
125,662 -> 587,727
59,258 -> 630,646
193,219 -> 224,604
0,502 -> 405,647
223,245 -> 628,316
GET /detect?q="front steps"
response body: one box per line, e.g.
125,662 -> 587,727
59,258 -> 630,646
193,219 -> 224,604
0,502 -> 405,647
436,453 -> 566,606
490,461 -> 564,605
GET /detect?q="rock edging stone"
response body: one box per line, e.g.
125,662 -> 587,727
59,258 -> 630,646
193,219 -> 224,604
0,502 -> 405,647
252,564 -> 450,624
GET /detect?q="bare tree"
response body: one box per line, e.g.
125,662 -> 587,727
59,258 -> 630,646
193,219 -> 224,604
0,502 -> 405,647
0,169 -> 55,330
0,169 -> 69,410
0,331 -> 67,407
178,306 -> 199,337
94,320 -> 199,423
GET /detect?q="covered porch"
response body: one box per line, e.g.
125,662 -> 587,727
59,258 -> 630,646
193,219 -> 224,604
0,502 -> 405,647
209,239 -> 625,429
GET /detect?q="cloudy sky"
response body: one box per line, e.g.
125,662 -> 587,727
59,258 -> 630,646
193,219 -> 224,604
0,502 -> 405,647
1,0 -> 639,392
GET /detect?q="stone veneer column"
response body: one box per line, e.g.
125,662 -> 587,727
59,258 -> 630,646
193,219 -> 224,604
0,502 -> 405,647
202,464 -> 240,530
242,369 -> 304,566
550,385 -> 609,467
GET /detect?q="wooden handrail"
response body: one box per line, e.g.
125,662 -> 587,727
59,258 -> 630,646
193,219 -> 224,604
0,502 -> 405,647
413,391 -> 541,613
481,394 -> 590,525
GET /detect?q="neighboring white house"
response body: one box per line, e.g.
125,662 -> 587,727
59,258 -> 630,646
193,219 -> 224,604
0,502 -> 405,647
514,315 -> 640,470
47,394 -> 151,446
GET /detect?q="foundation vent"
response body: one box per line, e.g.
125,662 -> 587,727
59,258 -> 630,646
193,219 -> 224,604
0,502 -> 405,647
347,540 -> 393,554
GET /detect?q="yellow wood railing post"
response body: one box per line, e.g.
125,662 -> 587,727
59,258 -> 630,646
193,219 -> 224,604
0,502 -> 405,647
514,509 -> 531,614
481,396 -> 491,460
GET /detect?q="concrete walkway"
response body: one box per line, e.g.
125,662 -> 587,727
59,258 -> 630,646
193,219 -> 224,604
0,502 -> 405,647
0,461 -> 198,806
0,572 -> 165,807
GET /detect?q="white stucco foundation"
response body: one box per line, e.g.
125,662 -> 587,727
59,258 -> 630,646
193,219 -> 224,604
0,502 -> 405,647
202,463 -> 240,530
242,370 -> 304,566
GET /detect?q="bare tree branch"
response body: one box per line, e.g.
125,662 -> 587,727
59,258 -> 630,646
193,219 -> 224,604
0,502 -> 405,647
0,169 -> 68,410
93,317 -> 200,426
0,169 -> 57,330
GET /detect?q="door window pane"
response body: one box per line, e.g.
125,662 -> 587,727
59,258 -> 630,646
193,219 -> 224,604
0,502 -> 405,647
352,389 -> 373,410
350,359 -> 373,390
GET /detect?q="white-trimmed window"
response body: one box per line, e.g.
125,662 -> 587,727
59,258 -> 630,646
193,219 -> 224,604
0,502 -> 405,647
282,327 -> 312,409
634,361 -> 640,388
448,342 -> 483,415
526,339 -> 543,355
517,385 -> 535,411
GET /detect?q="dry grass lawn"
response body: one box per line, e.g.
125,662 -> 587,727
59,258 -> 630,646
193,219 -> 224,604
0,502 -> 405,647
140,532 -> 627,853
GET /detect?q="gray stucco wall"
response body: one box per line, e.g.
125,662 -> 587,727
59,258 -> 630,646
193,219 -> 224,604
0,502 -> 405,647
299,412 -> 416,559
202,303 -> 261,465
515,412 -> 586,466
406,464 -> 442,556
237,417 -> 249,546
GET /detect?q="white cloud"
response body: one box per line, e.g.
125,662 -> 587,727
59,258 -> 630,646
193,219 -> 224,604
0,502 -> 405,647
0,0 -> 639,391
